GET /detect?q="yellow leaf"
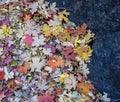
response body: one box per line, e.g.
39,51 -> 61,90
1,25 -> 13,37
59,29 -> 71,41
74,36 -> 82,48
58,10 -> 70,22
51,25 -> 63,36
43,24 -> 51,37
85,30 -> 94,44
74,45 -> 93,61
59,73 -> 69,83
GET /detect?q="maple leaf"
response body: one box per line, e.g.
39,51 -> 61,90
18,61 -> 30,74
59,73 -> 69,83
49,2 -> 57,12
38,93 -> 54,102
65,91 -> 82,100
1,25 -> 13,37
51,68 -> 61,81
76,23 -> 87,35
29,2 -> 38,14
74,35 -> 83,48
76,73 -> 86,82
24,20 -> 40,36
44,66 -> 52,73
77,59 -> 90,77
32,35 -> 46,47
62,46 -> 76,60
85,30 -> 95,44
20,50 -> 31,61
38,96 -> 44,102
43,24 -> 51,37
48,15 -> 61,26
4,66 -> 14,81
30,56 -> 46,72
64,60 -> 73,71
58,10 -> 70,22
37,80 -> 49,91
23,15 -> 31,23
64,74 -> 78,91
46,56 -> 64,72
38,0 -> 49,18
4,55 -> 12,64
59,29 -> 71,42
58,91 -> 72,102
7,80 -> 19,90
16,28 -> 24,39
74,45 -> 93,61
22,34 -> 33,47
66,27 -> 76,35
31,95 -> 38,102
44,44 -> 56,54
31,47 -> 38,55
101,92 -> 111,102
51,25 -> 64,36
42,48 -> 52,56
77,82 -> 95,95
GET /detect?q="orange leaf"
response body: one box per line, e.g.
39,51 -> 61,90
77,82 -> 95,95
23,15 -> 31,22
18,61 -> 30,74
76,23 -> 87,35
47,56 -> 64,72
7,80 -> 19,91
56,56 -> 64,68
74,46 -> 90,55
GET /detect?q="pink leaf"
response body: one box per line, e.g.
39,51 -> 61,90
62,46 -> 76,60
22,34 -> 33,47
44,93 -> 54,102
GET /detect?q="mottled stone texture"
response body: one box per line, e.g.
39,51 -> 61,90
49,0 -> 120,99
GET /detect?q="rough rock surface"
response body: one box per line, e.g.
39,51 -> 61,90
49,0 -> 120,99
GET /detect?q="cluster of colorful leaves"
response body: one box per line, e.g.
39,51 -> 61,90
0,0 -> 110,102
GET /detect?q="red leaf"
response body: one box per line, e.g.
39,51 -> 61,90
66,27 -> 76,35
62,46 -> 76,60
38,93 -> 54,102
0,71 -> 5,80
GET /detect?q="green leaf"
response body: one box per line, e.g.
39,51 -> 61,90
10,60 -> 18,67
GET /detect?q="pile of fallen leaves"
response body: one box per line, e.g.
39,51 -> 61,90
0,0 -> 110,102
